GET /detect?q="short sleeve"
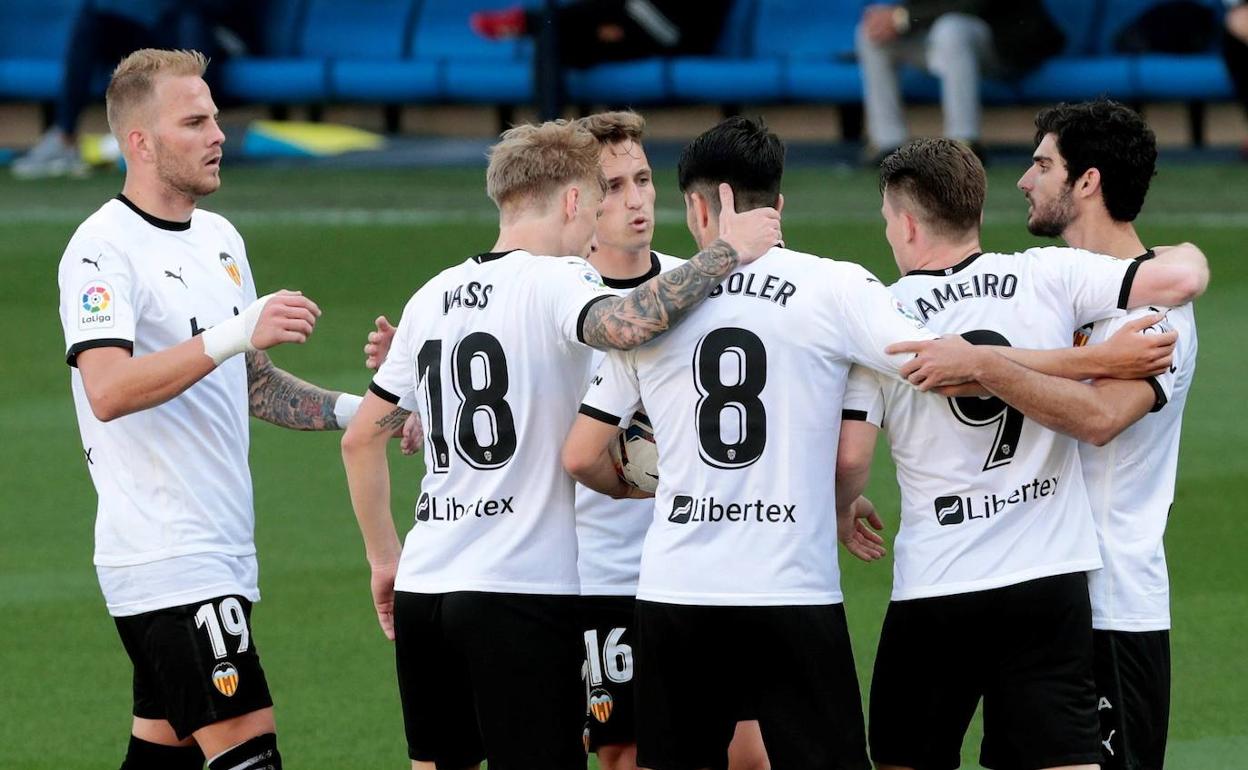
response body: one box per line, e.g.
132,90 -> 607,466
837,265 -> 939,379
370,296 -> 420,407
579,350 -> 642,428
538,257 -> 617,349
1088,306 -> 1178,413
1034,247 -> 1134,326
842,365 -> 885,427
59,237 -> 138,367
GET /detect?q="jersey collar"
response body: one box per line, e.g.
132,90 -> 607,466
1136,249 -> 1156,262
115,194 -> 191,232
473,249 -> 520,264
600,252 -> 661,289
905,252 -> 983,277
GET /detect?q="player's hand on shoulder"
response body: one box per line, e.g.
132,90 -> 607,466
251,290 -> 321,349
716,183 -> 782,266
365,315 -> 396,371
838,496 -> 886,562
887,334 -> 978,391
1099,312 -> 1175,379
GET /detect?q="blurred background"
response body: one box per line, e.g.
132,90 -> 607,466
1,2 -> 1246,769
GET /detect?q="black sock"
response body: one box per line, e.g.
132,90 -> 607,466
208,733 -> 281,770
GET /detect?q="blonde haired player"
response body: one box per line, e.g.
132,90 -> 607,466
342,118 -> 780,769
59,49 -> 364,770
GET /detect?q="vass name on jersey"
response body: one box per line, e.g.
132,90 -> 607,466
443,282 -> 493,315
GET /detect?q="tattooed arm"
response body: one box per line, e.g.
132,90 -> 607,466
246,350 -> 344,430
341,392 -> 410,640
580,183 -> 783,350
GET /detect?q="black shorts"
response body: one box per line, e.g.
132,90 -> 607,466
393,591 -> 586,770
869,572 -> 1100,770
1094,629 -> 1171,770
113,595 -> 273,740
634,601 -> 869,770
580,595 -> 637,752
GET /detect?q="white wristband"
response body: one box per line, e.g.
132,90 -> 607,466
201,293 -> 271,366
334,393 -> 363,428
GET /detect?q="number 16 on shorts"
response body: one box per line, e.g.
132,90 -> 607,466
583,627 -> 633,723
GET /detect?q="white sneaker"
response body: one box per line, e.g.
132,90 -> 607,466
12,129 -> 89,179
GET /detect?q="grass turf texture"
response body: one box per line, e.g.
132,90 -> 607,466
1,162 -> 1244,769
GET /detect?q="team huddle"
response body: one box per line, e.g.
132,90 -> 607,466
59,49 -> 1201,770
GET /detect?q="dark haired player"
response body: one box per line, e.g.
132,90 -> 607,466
563,116 -> 942,770
835,137 -> 1207,770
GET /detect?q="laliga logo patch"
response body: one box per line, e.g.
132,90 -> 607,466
893,297 -> 925,330
588,688 -> 614,723
211,662 -> 240,697
78,281 -> 115,329
220,252 -> 242,287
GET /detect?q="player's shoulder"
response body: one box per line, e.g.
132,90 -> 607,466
775,247 -> 887,288
653,250 -> 686,272
61,199 -> 135,266
191,206 -> 242,238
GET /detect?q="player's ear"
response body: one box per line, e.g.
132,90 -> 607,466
775,193 -> 785,215
126,128 -> 148,162
1076,167 -> 1101,200
564,185 -> 581,222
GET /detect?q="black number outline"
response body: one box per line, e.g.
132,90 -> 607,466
693,327 -> 768,469
947,329 -> 1025,471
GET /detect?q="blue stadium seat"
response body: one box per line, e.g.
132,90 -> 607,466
1136,54 -> 1233,100
413,0 -> 536,103
219,0 -> 328,104
1042,0 -> 1103,56
0,0 -> 84,101
309,0 -> 441,102
1017,57 -> 1135,101
667,0 -> 783,104
565,59 -> 671,105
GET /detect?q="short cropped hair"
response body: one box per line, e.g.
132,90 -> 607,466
677,116 -> 784,213
879,138 -> 985,237
1034,100 -> 1156,223
486,120 -> 606,210
106,49 -> 208,138
578,110 -> 645,146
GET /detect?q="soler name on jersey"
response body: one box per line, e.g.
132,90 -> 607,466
913,272 -> 1018,320
442,281 -> 494,315
707,270 -> 796,306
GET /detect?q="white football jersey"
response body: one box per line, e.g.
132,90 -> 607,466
1079,296 -> 1197,631
580,247 -> 938,606
58,196 -> 259,616
371,249 -> 615,595
576,251 -> 686,596
843,247 -> 1137,601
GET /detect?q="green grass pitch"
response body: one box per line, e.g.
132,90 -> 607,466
0,159 -> 1244,768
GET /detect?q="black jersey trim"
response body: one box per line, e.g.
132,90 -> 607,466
579,403 -> 623,426
1145,375 -> 1168,413
115,194 -> 191,232
842,409 -> 869,422
1117,259 -> 1143,310
905,252 -> 983,277
368,381 -> 401,404
601,252 -> 662,289
66,338 -> 133,367
473,249 -> 518,264
576,294 -> 615,346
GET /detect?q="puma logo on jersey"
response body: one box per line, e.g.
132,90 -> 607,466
81,256 -> 101,270
165,268 -> 187,288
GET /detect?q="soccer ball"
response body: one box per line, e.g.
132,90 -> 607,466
608,412 -> 659,494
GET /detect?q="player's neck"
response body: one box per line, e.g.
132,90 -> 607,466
494,218 -> 565,256
590,243 -> 652,280
908,237 -> 982,274
1061,216 -> 1146,260
120,177 -> 196,224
